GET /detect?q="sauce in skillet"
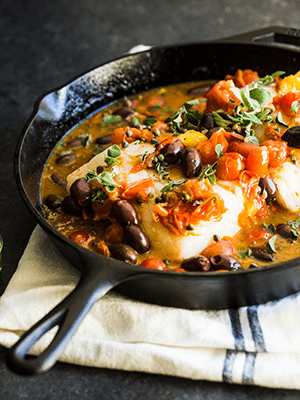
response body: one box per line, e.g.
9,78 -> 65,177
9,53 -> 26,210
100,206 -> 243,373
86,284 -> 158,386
41,69 -> 300,272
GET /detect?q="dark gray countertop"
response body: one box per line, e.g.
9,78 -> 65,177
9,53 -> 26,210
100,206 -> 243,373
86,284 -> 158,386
1,0 -> 300,398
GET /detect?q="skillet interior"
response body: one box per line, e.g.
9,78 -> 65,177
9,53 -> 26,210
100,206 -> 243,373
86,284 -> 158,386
15,40 -> 300,310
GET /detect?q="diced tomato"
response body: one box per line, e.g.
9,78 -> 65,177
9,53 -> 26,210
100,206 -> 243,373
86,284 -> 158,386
249,229 -> 272,245
260,140 -> 288,168
216,153 -> 246,180
205,80 -> 241,113
201,239 -> 235,259
69,231 -> 89,245
246,146 -> 269,177
140,258 -> 167,270
121,178 -> 153,200
111,127 -> 143,144
228,141 -> 259,158
239,170 -> 260,199
273,92 -> 300,117
182,178 -> 214,200
226,69 -> 259,88
197,129 -> 229,165
238,171 -> 268,225
151,120 -> 168,132
145,96 -> 165,109
95,240 -> 110,257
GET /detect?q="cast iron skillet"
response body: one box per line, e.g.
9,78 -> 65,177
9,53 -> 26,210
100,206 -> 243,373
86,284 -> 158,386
7,26 -> 300,375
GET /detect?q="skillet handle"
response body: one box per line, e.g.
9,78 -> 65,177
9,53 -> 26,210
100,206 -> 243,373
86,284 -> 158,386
220,26 -> 300,49
6,263 -> 142,375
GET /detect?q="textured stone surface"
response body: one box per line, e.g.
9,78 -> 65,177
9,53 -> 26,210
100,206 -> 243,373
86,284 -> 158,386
1,0 -> 300,398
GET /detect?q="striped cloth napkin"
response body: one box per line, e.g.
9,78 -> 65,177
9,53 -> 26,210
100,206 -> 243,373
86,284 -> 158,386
0,225 -> 300,390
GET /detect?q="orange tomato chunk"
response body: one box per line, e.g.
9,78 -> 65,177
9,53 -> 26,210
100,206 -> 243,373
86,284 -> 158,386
260,140 -> 288,168
201,239 -> 235,259
216,153 -> 246,180
246,146 -> 269,177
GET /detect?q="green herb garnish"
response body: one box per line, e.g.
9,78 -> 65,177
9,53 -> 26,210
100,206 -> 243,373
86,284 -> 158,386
161,179 -> 187,193
266,235 -> 277,253
101,115 -> 122,126
199,163 -> 217,184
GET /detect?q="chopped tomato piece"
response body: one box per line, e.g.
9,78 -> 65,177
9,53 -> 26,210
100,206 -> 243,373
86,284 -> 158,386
225,69 -> 259,88
95,240 -> 110,257
182,178 -> 214,201
121,178 -> 153,200
216,152 -> 246,180
238,171 -> 268,225
249,229 -> 272,245
228,141 -> 259,158
151,120 -> 168,132
145,96 -> 165,109
239,170 -> 260,199
273,92 -> 300,117
140,258 -> 167,270
246,146 -> 269,177
69,231 -> 89,245
197,129 -> 229,165
201,239 -> 235,259
111,127 -> 143,144
205,80 -> 241,113
260,140 -> 288,168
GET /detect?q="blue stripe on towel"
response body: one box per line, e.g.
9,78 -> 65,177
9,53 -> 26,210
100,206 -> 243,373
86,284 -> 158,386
223,307 -> 265,384
222,309 -> 246,383
247,305 -> 266,352
242,352 -> 256,385
222,349 -> 237,383
228,308 -> 245,350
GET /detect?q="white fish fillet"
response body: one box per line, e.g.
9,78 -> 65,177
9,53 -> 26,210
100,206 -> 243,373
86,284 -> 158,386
270,160 -> 300,212
136,183 -> 244,261
67,142 -> 245,261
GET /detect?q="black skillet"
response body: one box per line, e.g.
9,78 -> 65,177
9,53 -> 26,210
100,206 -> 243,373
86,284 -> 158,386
7,26 -> 300,375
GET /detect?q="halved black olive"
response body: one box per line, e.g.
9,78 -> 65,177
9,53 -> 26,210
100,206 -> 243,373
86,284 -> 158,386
210,255 -> 242,271
281,126 -> 300,148
251,247 -> 274,262
259,175 -> 277,203
199,112 -> 216,132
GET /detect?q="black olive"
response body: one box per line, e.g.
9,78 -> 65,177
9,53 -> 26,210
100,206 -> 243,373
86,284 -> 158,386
181,148 -> 202,178
187,84 -> 213,97
108,243 -> 138,264
55,153 -> 76,165
181,255 -> 211,272
124,225 -> 150,254
259,176 -> 277,203
44,195 -> 62,209
210,255 -> 242,271
111,200 -> 139,226
62,196 -> 82,216
199,112 -> 216,132
251,247 -> 274,262
281,126 -> 300,148
70,178 -> 93,207
160,139 -> 185,164
276,223 -> 296,239
67,138 -> 83,148
95,135 -> 112,145
113,106 -> 135,119
50,173 -> 67,187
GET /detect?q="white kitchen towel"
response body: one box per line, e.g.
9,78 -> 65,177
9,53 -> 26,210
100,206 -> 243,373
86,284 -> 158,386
1,226 -> 300,390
